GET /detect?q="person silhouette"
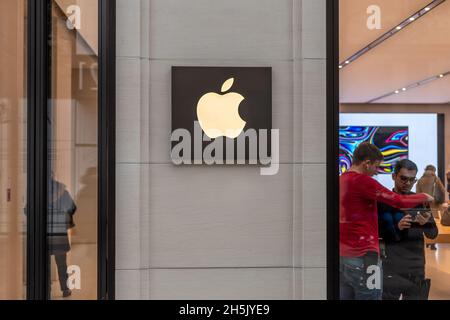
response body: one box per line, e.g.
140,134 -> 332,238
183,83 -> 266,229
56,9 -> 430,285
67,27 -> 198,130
446,167 -> 450,199
47,175 -> 77,298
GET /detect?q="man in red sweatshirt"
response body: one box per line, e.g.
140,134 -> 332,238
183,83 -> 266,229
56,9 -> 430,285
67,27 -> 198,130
340,142 -> 433,300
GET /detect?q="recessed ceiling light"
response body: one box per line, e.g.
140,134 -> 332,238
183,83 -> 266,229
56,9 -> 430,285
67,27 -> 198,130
369,67 -> 450,103
339,65 -> 343,69
345,61 -> 350,64
341,1 -> 444,70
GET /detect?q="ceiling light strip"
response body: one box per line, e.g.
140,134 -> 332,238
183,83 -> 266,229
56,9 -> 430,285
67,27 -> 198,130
339,0 -> 446,70
367,71 -> 450,103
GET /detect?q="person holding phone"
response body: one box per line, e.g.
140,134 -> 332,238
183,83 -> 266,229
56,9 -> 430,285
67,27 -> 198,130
378,159 -> 438,300
340,143 -> 434,300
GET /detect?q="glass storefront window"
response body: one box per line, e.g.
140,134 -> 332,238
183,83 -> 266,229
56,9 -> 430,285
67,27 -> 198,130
339,0 -> 450,300
48,0 -> 98,300
0,0 -> 27,300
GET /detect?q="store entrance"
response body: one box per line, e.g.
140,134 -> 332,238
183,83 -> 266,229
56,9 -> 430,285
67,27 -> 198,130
0,0 -> 115,300
338,0 -> 450,300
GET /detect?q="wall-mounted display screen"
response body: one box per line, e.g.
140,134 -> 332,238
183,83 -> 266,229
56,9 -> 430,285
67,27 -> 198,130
340,113 -> 439,191
339,126 -> 409,175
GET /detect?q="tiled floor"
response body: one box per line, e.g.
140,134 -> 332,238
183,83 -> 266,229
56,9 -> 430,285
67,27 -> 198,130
0,235 -> 26,300
426,243 -> 450,300
50,243 -> 97,300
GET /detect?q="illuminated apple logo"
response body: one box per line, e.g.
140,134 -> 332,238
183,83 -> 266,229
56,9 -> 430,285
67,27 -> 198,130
196,78 -> 246,139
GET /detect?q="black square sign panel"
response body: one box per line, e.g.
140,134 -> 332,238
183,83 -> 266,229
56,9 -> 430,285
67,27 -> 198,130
171,66 -> 272,165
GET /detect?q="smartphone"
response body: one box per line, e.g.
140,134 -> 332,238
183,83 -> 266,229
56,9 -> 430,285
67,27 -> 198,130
403,209 -> 432,223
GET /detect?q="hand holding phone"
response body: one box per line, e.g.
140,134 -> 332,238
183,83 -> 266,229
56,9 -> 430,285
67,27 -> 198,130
416,212 -> 431,226
398,215 -> 412,230
403,209 -> 432,225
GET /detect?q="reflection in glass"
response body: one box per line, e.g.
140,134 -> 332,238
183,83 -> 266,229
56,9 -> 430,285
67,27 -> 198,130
0,0 -> 27,300
48,175 -> 77,297
49,0 -> 98,300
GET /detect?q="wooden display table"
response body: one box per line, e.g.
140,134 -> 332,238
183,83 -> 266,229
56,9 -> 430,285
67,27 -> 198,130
426,218 -> 450,244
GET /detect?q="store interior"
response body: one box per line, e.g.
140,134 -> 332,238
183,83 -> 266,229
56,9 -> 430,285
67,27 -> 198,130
340,0 -> 450,299
0,0 -> 98,300
49,0 -> 99,300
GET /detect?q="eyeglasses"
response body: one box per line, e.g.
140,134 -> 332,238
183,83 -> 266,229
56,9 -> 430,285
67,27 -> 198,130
398,175 -> 417,184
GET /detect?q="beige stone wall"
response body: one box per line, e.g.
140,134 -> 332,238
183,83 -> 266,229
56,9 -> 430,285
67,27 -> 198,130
116,0 -> 328,300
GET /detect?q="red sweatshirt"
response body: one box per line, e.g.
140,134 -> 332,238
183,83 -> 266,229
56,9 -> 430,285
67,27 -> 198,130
340,171 -> 429,257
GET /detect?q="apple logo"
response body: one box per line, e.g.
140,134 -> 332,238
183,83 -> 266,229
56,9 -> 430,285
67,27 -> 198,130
196,78 -> 246,139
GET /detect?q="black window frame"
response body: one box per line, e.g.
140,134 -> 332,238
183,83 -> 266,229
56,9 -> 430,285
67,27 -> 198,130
326,0 -> 340,300
26,0 -> 116,300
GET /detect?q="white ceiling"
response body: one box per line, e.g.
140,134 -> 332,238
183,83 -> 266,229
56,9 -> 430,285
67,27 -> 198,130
54,0 -> 98,56
340,0 -> 450,104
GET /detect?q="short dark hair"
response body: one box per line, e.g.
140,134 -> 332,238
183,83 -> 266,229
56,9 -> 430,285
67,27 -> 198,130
352,142 -> 384,165
425,165 -> 437,172
394,159 -> 418,175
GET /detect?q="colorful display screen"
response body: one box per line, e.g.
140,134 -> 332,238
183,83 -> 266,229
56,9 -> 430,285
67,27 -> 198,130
339,126 -> 409,175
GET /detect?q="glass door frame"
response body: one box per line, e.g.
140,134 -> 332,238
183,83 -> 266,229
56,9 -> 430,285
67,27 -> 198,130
326,0 -> 340,300
26,0 -> 116,300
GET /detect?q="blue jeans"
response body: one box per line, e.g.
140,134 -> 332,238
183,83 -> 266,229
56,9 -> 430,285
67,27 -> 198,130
340,255 -> 383,300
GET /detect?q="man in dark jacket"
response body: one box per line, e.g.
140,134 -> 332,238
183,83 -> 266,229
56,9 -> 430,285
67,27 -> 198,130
48,176 -> 77,298
378,159 -> 438,300
24,175 -> 77,298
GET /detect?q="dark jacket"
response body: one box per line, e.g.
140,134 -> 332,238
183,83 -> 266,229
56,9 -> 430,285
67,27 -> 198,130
378,191 -> 438,277
48,179 -> 77,254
